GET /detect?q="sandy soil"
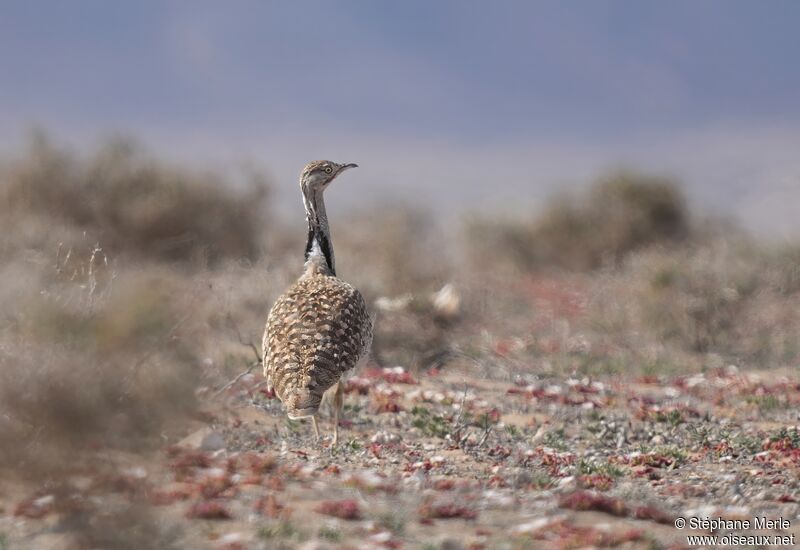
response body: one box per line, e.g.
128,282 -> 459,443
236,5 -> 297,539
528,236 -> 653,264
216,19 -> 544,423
3,361 -> 799,549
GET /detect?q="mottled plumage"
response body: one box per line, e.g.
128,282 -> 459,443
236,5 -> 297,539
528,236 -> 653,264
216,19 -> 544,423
262,160 -> 372,444
263,275 -> 372,416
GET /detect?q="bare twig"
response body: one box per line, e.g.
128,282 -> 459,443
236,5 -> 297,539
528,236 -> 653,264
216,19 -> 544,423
121,313 -> 192,394
214,359 -> 262,397
450,382 -> 469,445
211,314 -> 265,398
477,424 -> 492,448
86,244 -> 105,310
225,313 -> 262,363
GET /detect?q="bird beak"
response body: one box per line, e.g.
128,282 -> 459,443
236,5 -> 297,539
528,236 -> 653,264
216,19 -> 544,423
339,163 -> 358,172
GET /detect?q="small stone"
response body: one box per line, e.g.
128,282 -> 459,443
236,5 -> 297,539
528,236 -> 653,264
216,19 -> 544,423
438,538 -> 465,550
179,426 -> 216,449
34,495 -> 55,508
201,431 -> 226,451
513,470 -> 532,488
558,476 -> 577,491
531,427 -> 546,444
371,430 -> 401,444
370,531 -> 393,544
513,515 -> 563,534
217,533 -> 243,545
123,466 -> 147,479
298,541 -> 334,550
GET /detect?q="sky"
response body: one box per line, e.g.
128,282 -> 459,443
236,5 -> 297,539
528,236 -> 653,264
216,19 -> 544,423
1,1 -> 799,236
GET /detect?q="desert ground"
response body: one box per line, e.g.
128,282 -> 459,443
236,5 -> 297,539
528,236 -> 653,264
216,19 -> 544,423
1,137 -> 799,549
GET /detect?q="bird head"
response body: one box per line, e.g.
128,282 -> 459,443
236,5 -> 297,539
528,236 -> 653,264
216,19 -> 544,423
300,160 -> 358,195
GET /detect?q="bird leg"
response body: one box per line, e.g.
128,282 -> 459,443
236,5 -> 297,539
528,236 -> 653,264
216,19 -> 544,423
311,415 -> 320,440
332,382 -> 344,446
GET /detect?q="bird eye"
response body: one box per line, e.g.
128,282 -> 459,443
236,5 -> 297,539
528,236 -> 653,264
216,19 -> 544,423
324,166 -> 332,174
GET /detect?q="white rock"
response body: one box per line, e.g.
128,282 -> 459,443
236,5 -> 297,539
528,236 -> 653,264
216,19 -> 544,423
558,476 -> 577,490
200,467 -> 227,479
512,515 -> 565,534
217,533 -> 242,544
370,531 -> 393,543
431,283 -> 461,319
123,466 -> 147,479
200,432 -> 225,451
482,490 -> 515,508
33,495 -> 54,508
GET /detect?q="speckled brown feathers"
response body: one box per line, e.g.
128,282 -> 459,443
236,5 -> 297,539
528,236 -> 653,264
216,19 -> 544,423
261,160 -> 371,442
263,274 -> 372,418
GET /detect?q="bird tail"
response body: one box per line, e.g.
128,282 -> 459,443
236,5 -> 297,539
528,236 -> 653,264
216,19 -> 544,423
285,387 -> 323,419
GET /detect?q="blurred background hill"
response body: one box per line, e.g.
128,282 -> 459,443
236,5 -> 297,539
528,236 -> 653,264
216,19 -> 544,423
2,1 -> 800,238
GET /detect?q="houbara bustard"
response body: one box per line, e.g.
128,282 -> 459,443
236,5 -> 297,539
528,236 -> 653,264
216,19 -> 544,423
263,161 -> 373,445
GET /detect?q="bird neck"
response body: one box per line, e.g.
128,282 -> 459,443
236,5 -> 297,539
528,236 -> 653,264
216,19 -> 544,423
302,189 -> 336,277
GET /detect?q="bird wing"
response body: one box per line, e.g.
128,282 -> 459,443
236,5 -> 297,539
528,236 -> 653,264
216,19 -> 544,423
264,275 -> 372,400
261,314 -> 273,391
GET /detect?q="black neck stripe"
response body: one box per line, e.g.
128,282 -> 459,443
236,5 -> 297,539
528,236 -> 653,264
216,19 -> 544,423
305,222 -> 335,275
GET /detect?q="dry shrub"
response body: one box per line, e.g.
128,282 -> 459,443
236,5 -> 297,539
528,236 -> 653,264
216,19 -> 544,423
452,228 -> 800,376
466,171 -> 690,272
0,132 -> 269,265
60,500 -> 182,550
611,239 -> 800,362
762,243 -> 800,295
335,203 -> 449,296
0,255 -> 204,478
330,204 -> 455,368
0,221 -> 263,545
624,241 -> 759,353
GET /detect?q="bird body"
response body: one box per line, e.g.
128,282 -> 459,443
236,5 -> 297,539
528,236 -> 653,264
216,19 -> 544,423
263,160 -> 372,444
264,273 -> 372,418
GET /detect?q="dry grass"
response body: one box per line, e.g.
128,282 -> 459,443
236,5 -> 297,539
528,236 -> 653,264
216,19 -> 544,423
465,170 -> 690,272
624,240 -> 800,361
0,135 -> 795,419
0,260 -> 203,477
335,202 -> 450,296
1,134 -> 799,547
0,134 -> 283,488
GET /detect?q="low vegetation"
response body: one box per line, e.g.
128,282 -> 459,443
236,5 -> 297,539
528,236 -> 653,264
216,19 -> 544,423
0,132 -> 269,264
465,170 -> 690,272
1,134 -> 798,547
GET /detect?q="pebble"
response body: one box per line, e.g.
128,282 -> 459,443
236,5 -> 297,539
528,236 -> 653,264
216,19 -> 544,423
298,541 -> 333,550
557,476 -> 577,491
201,431 -> 226,451
512,515 -> 565,534
123,466 -> 147,479
370,531 -> 393,544
371,430 -> 401,444
438,538 -> 465,550
217,533 -> 242,545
